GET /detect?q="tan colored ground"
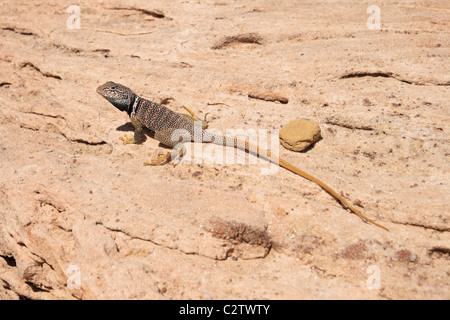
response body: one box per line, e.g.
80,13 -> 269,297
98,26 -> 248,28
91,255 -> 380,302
0,0 -> 449,300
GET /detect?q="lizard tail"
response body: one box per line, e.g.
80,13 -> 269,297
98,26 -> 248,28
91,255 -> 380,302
277,157 -> 389,231
210,133 -> 389,231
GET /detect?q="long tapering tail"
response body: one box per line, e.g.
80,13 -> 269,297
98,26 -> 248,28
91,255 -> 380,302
277,158 -> 389,231
204,130 -> 389,231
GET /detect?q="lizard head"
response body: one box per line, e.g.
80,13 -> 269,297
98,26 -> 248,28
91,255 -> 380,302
96,81 -> 134,112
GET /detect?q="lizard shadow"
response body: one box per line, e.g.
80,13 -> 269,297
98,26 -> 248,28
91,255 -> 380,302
115,122 -> 150,144
296,136 -> 323,153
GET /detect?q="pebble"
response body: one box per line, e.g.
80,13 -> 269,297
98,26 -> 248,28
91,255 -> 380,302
279,119 -> 321,152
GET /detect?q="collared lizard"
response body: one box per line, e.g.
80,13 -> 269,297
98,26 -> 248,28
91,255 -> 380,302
96,81 -> 388,231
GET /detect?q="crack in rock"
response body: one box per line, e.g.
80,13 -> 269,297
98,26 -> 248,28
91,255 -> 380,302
212,33 -> 265,49
2,26 -> 37,36
19,62 -> 62,80
106,7 -> 168,19
340,71 -> 449,86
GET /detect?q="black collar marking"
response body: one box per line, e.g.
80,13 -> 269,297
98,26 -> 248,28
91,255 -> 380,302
127,94 -> 136,116
134,96 -> 142,115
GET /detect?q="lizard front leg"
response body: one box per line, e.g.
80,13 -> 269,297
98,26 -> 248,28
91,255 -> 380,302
120,114 -> 144,144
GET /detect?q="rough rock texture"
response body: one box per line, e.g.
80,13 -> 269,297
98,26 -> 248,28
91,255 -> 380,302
0,0 -> 449,300
279,119 -> 321,152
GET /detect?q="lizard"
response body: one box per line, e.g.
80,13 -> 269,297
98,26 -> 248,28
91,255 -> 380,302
96,81 -> 389,231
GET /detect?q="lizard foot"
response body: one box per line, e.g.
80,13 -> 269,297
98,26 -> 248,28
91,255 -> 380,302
144,152 -> 172,166
120,133 -> 136,144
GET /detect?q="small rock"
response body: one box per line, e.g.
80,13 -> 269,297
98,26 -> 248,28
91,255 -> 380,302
279,119 -> 321,152
395,249 -> 418,263
248,91 -> 289,104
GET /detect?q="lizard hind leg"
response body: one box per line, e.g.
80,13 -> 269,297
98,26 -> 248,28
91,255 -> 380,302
143,128 -> 187,166
143,147 -> 185,166
178,105 -> 209,130
144,151 -> 172,166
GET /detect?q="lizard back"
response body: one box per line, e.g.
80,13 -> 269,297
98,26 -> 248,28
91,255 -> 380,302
133,95 -> 194,134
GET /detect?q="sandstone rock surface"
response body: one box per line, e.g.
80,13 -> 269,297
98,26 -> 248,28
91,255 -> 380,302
0,0 -> 448,300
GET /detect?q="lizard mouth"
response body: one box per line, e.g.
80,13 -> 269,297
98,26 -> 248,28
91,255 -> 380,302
96,85 -> 104,95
